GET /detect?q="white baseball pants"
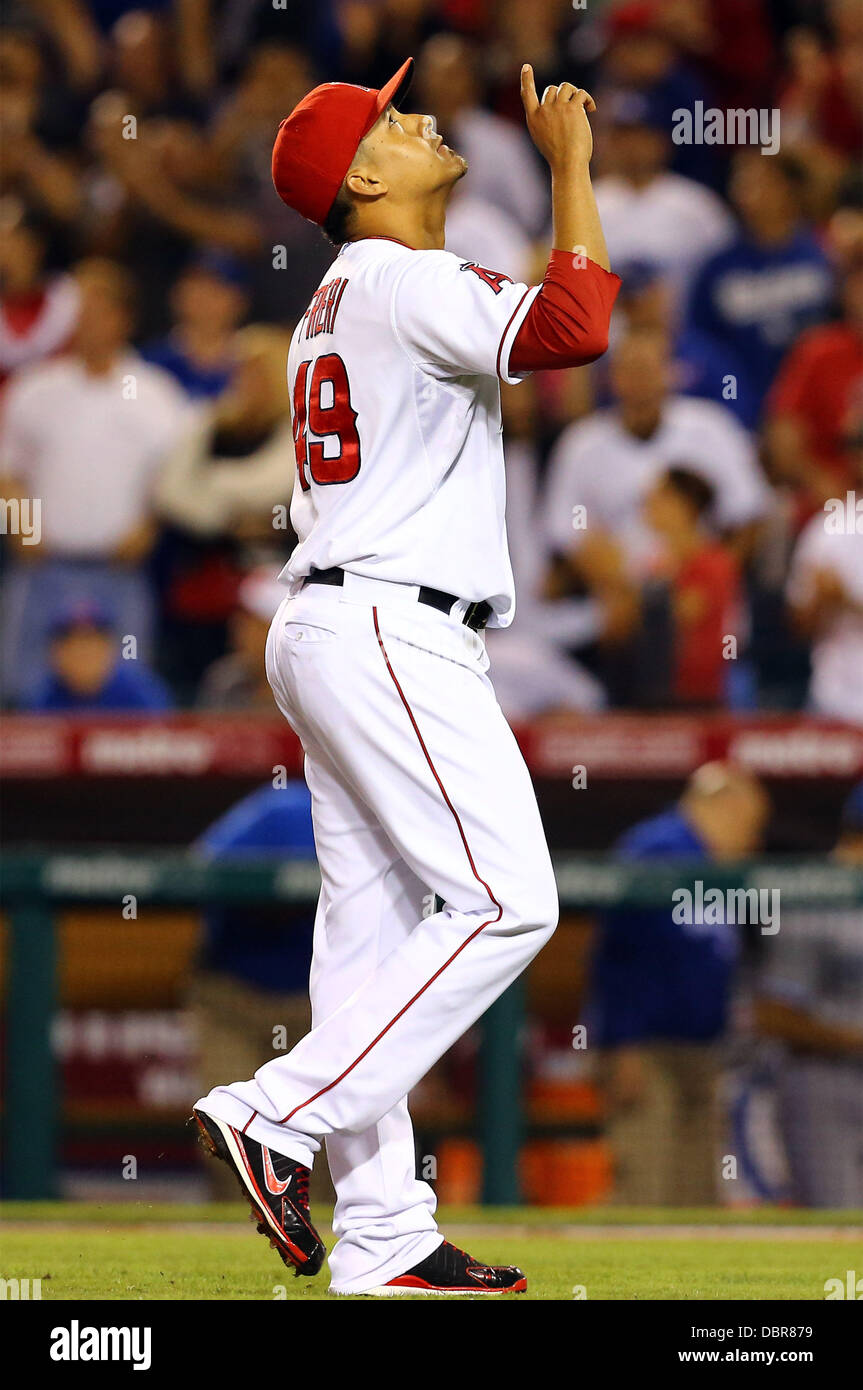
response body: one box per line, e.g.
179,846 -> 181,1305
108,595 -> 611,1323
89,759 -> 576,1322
196,575 -> 558,1292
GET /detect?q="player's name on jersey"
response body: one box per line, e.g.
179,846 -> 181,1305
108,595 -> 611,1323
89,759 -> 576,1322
302,276 -> 349,340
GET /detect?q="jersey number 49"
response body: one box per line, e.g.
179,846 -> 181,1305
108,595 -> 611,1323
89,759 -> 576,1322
293,355 -> 361,491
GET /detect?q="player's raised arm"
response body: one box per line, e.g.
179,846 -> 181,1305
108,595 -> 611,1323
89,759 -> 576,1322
508,63 -> 619,373
520,63 -> 609,270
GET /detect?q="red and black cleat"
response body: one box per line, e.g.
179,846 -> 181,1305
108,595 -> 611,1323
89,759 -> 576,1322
365,1239 -> 527,1296
193,1107 -> 325,1277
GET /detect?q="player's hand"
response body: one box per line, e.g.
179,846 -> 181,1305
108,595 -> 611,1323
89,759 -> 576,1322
520,63 -> 595,168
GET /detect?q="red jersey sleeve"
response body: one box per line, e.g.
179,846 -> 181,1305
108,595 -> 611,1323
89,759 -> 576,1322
509,251 -> 621,372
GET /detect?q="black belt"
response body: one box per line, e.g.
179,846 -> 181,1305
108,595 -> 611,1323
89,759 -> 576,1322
303,567 -> 493,632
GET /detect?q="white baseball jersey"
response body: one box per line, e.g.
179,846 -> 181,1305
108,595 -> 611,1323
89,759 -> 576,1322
281,236 -> 540,627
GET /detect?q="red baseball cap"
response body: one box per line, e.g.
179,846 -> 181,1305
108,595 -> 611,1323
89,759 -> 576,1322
272,57 -> 415,226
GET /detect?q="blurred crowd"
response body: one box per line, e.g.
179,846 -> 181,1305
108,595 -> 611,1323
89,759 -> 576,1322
0,0 -> 861,718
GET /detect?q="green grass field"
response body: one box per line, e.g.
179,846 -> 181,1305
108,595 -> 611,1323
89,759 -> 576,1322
2,1204 -> 861,1300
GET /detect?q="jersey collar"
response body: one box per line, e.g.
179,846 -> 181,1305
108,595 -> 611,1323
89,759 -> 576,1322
340,235 -> 418,254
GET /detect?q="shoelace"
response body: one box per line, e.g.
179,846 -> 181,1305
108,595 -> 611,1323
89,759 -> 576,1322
443,1240 -> 499,1275
446,1240 -> 471,1262
295,1168 -> 311,1208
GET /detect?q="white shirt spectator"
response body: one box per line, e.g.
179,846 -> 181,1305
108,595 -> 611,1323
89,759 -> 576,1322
451,108 -> 546,236
543,395 -> 770,575
0,274 -> 80,377
1,352 -> 189,556
486,438 -> 605,717
157,413 -> 295,536
593,172 -> 735,314
786,519 -> 863,724
444,191 -> 533,286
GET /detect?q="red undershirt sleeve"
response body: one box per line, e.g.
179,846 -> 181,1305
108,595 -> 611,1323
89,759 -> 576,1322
509,251 -> 622,372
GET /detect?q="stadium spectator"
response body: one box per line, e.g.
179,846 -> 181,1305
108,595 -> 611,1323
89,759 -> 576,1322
786,468 -> 863,725
485,380 -> 607,717
0,201 -> 79,389
155,324 -> 295,694
827,170 -> 863,267
196,565 -> 282,712
643,467 -> 743,708
28,0 -> 219,102
658,0 -> 778,115
0,25 -> 85,228
0,257 -> 188,703
414,33 -> 546,235
765,256 -> 863,528
188,779 -> 318,1201
777,1 -> 863,162
591,87 -> 734,316
209,42 -> 315,183
84,105 -> 259,338
24,598 -> 173,712
755,782 -> 863,1207
686,151 -> 835,421
213,0 -> 342,81
338,0 -> 446,102
207,42 -> 334,323
23,0 -> 104,93
156,323 -> 294,538
107,7 -> 205,121
541,328 -> 772,583
606,259 -> 757,426
543,328 -> 770,570
588,762 -> 770,1206
541,327 -> 768,704
142,248 -> 249,399
596,0 -> 721,187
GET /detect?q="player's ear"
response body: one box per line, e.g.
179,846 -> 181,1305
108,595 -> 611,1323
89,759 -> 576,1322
344,167 -> 388,202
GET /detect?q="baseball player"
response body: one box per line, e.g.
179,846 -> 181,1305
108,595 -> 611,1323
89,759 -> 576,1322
194,56 -> 619,1296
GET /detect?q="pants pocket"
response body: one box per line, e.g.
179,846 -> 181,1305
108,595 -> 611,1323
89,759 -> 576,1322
282,620 -> 340,643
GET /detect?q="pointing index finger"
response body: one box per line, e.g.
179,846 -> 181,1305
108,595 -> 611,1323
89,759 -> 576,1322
520,63 -> 539,115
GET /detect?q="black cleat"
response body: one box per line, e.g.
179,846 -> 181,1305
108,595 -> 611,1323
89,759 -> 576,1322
364,1239 -> 527,1296
193,1107 -> 325,1277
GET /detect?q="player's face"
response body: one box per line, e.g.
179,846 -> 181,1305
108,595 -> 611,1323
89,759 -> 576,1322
361,104 -> 467,200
